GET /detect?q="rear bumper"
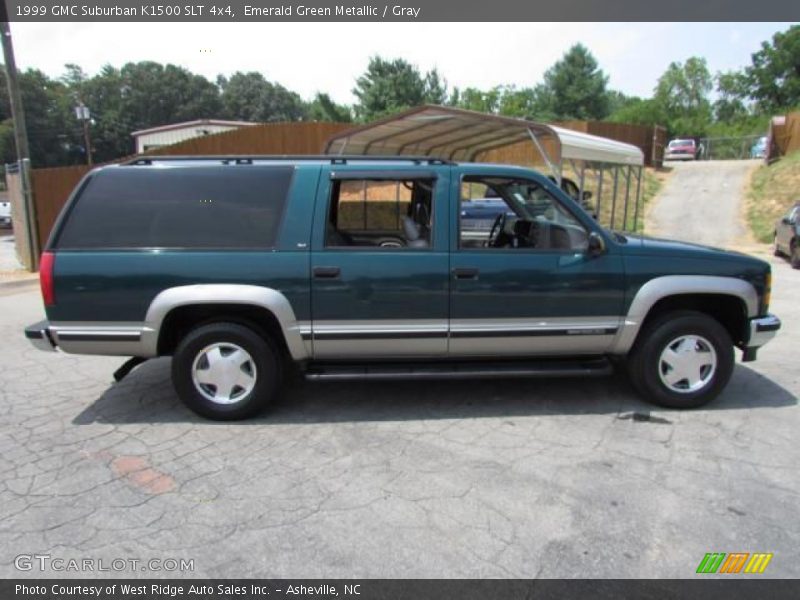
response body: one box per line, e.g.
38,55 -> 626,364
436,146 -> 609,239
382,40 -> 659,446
25,320 -> 57,352
25,320 -> 155,356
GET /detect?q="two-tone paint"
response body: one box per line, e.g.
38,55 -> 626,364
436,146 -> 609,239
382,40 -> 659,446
29,159 -> 777,363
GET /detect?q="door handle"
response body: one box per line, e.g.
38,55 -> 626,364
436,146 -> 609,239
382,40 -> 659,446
453,267 -> 479,280
313,266 -> 341,279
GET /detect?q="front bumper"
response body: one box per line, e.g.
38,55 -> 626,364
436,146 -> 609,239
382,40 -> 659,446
742,314 -> 781,361
25,320 -> 57,352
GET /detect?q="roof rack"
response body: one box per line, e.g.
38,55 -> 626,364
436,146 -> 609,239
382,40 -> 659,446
123,155 -> 456,166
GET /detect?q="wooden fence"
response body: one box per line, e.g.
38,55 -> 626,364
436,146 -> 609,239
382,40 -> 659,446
557,121 -> 666,167
480,121 -> 665,168
769,111 -> 800,160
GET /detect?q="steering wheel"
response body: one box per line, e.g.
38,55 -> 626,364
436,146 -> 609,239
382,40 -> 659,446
486,212 -> 507,247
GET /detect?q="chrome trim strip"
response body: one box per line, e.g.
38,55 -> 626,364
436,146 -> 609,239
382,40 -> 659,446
47,322 -> 150,356
56,332 -> 141,342
311,330 -> 446,340
450,327 -> 618,338
611,276 -> 760,354
311,319 -> 448,358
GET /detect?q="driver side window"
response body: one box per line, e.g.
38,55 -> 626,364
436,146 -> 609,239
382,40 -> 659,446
459,176 -> 589,252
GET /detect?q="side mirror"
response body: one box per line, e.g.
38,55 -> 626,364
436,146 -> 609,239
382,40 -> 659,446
782,217 -> 791,225
587,231 -> 606,257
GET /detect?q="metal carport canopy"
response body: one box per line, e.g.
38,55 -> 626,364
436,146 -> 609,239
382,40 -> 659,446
324,105 -> 644,167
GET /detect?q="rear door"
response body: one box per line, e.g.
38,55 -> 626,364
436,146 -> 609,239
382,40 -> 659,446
309,165 -> 451,359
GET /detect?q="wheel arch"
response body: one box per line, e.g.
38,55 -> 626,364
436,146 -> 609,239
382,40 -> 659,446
143,285 -> 309,360
612,276 -> 757,354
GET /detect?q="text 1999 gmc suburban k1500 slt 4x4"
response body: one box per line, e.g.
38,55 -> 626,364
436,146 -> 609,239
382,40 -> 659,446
25,156 -> 781,420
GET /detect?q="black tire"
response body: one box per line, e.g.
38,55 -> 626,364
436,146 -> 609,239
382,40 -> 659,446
773,233 -> 783,257
627,310 -> 734,409
171,322 -> 281,420
791,242 -> 800,269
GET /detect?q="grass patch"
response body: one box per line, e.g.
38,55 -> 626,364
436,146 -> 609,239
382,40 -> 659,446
578,166 -> 665,233
637,167 -> 667,233
748,151 -> 800,243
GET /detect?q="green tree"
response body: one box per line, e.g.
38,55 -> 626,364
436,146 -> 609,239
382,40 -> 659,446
118,62 -> 222,127
219,71 -> 306,122
652,57 -> 713,136
607,97 -> 661,126
0,68 -> 80,166
306,93 -> 352,122
745,24 -> 800,112
496,86 -> 539,119
352,57 -> 447,121
450,86 -> 501,113
536,44 -> 610,120
449,85 -> 545,120
714,70 -> 750,122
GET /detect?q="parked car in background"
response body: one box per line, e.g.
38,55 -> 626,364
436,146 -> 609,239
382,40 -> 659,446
0,198 -> 11,227
665,139 -> 698,161
751,136 -> 768,159
774,202 -> 800,268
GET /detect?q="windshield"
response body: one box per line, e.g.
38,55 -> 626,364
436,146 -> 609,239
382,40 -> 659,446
484,179 -> 582,227
669,139 -> 694,148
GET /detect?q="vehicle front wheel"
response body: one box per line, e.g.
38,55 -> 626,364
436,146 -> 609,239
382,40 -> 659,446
171,322 -> 281,420
627,311 -> 734,409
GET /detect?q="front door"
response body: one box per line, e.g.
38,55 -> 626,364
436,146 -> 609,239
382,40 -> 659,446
449,171 -> 625,357
310,166 -> 450,359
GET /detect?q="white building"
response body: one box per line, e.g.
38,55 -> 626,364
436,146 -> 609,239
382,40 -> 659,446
131,119 -> 258,153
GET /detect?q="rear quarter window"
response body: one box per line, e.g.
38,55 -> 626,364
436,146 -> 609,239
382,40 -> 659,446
54,165 -> 293,249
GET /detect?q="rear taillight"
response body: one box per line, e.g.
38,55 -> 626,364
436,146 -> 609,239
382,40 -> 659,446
40,251 -> 55,306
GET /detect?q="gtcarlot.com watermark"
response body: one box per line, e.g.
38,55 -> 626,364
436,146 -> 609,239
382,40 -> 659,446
14,554 -> 194,573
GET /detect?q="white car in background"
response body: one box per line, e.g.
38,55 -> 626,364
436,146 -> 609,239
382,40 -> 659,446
0,198 -> 11,227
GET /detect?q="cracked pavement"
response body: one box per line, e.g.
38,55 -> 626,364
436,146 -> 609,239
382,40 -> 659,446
1,260 -> 797,579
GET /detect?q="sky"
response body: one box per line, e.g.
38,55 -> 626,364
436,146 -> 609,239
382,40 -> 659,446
8,21 -> 796,104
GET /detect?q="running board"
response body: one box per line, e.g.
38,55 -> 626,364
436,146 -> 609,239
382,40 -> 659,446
304,358 -> 613,381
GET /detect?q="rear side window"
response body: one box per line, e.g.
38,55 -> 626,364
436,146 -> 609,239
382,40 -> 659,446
55,165 -> 293,249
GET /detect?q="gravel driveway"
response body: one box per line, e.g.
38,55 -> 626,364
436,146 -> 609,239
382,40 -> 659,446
648,160 -> 757,247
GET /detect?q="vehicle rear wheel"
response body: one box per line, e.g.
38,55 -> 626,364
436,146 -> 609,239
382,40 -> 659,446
627,311 -> 734,409
171,322 -> 281,420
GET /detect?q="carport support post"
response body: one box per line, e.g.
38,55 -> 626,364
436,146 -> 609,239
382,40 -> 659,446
527,128 -> 560,185
578,162 -> 586,202
595,167 -> 604,218
632,167 -> 643,232
621,166 -> 632,231
609,167 -> 619,230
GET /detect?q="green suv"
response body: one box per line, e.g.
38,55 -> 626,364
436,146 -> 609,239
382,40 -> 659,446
25,156 -> 780,420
